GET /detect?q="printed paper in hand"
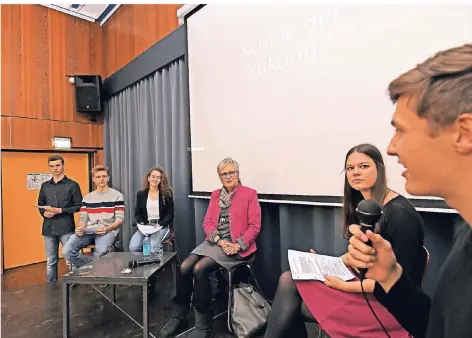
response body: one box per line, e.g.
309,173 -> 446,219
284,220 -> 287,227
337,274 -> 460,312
288,249 -> 355,282
137,223 -> 162,235
33,205 -> 52,209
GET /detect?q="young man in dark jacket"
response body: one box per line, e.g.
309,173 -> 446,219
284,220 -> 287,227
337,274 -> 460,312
346,44 -> 472,338
38,155 -> 82,282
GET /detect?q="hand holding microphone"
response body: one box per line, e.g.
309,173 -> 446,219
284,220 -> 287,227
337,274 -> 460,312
346,199 -> 402,290
355,199 -> 382,280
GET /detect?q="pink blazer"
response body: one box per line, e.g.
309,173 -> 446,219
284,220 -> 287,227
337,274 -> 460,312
202,185 -> 261,258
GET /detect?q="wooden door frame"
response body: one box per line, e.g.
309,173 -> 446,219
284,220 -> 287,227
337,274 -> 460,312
0,148 -> 100,275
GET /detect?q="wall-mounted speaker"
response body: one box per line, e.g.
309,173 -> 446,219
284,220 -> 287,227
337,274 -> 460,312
74,75 -> 103,114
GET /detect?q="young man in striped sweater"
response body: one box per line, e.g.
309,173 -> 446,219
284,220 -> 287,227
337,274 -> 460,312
63,165 -> 124,268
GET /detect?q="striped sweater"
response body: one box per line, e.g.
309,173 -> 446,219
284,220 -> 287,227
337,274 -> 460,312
79,188 -> 125,227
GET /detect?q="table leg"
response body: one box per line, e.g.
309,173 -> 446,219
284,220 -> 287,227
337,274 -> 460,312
143,283 -> 149,337
172,257 -> 177,298
63,283 -> 70,338
112,285 -> 116,303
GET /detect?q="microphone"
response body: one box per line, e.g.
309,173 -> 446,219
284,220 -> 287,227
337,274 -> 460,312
355,199 -> 382,280
128,257 -> 161,268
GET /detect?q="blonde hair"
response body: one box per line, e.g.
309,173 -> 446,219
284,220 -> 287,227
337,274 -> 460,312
91,165 -> 109,177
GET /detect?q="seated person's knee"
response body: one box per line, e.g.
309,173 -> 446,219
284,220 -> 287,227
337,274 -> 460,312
129,242 -> 140,253
93,247 -> 110,258
278,271 -> 296,290
62,242 -> 73,260
192,262 -> 212,280
192,263 -> 203,279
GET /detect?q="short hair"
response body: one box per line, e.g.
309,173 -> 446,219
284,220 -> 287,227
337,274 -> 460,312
388,44 -> 472,130
217,157 -> 240,174
91,165 -> 109,176
48,155 -> 64,165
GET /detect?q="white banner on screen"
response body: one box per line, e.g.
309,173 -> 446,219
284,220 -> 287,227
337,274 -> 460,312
187,5 -> 472,197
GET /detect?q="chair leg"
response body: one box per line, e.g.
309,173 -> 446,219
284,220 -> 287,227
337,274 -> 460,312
172,240 -> 182,267
66,260 -> 73,272
67,260 -> 76,290
246,265 -> 264,298
227,270 -> 234,333
223,263 -> 264,333
164,244 -> 181,310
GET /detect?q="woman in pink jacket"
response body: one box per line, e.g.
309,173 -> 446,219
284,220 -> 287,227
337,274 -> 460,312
160,157 -> 262,338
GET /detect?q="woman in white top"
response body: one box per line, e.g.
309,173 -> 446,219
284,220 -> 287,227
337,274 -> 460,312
129,167 -> 174,252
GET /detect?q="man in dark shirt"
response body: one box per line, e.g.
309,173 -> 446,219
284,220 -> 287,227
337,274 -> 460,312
345,44 -> 472,338
38,155 -> 82,282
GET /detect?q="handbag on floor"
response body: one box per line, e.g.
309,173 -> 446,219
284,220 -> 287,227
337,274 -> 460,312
230,282 -> 271,338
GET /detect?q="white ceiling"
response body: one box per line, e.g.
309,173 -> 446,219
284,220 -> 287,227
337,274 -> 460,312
42,4 -> 121,25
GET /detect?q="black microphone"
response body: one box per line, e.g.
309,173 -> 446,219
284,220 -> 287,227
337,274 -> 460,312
128,257 -> 161,268
355,199 -> 382,280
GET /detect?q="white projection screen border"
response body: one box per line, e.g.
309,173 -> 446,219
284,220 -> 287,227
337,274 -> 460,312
185,5 -> 471,211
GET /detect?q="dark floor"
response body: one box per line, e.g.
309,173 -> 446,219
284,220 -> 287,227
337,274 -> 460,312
2,258 -> 70,292
1,258 -> 320,338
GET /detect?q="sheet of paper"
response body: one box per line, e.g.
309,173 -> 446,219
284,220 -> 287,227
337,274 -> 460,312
137,223 -> 162,235
33,205 -> 52,209
82,224 -> 100,234
288,249 -> 355,281
83,227 -> 98,235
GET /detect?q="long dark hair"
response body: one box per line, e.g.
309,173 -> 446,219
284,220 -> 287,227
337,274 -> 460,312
342,144 -> 388,238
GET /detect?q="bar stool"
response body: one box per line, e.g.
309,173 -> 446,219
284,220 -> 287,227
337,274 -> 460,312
217,254 -> 264,333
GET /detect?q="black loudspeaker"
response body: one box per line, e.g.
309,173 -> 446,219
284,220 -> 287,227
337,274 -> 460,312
74,75 -> 103,114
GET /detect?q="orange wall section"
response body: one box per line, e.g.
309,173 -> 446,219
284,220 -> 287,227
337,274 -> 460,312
2,152 -> 90,269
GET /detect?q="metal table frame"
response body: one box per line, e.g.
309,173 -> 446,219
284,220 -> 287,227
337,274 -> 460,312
62,252 -> 178,338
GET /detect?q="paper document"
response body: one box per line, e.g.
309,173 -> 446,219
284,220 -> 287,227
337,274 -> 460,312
33,205 -> 52,209
137,223 -> 163,235
288,250 -> 355,281
82,225 -> 100,234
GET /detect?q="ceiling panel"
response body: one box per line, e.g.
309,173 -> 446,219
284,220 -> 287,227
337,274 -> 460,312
42,4 -> 120,25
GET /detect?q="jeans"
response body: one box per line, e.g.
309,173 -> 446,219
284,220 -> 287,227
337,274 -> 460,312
129,226 -> 171,252
62,229 -> 119,268
44,233 -> 73,282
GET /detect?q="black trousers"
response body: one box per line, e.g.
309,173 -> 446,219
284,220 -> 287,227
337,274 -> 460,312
174,254 -> 221,312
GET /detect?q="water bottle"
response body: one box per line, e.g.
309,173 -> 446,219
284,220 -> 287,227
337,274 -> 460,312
143,235 -> 151,258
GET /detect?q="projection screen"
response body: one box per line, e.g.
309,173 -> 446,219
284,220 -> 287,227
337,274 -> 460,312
187,4 -> 472,204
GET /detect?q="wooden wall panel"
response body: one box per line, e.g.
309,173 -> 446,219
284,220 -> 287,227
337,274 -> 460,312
94,150 -> 104,166
1,116 -> 103,150
2,4 -> 180,150
1,116 -> 10,148
1,4 -> 104,150
2,5 -> 104,121
2,5 -> 21,119
102,4 -> 181,77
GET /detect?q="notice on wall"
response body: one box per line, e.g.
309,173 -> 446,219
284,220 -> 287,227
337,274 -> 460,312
27,173 -> 43,190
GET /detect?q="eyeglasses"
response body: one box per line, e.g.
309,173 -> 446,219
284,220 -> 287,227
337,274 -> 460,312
219,171 -> 237,179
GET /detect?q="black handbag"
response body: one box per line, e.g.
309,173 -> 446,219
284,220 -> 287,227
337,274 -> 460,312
230,282 -> 271,338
